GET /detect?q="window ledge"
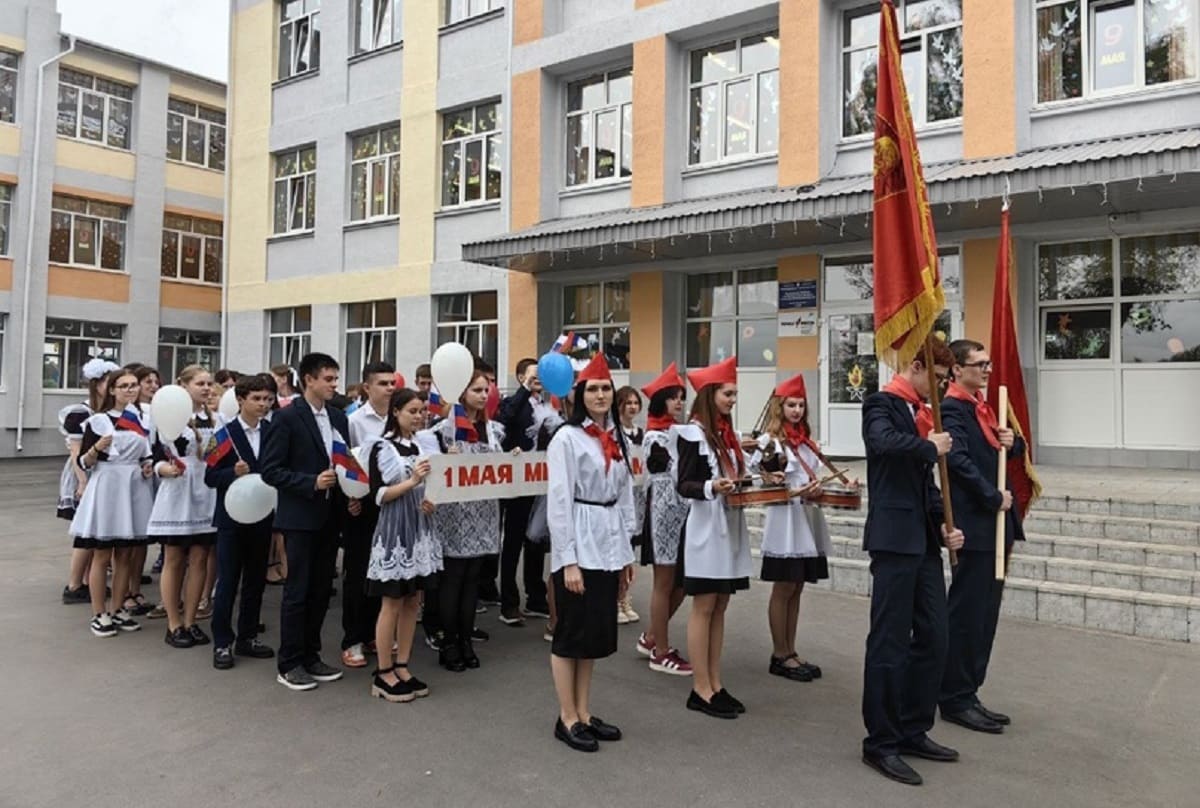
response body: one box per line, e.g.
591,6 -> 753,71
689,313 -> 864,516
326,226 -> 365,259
682,152 -> 778,178
45,389 -> 90,395
435,200 -> 502,219
48,262 -> 127,275
838,120 -> 962,151
161,277 -> 221,287
344,216 -> 399,232
0,120 -> 18,129
1031,80 -> 1200,119
267,230 -> 315,244
165,158 -> 224,174
439,8 -> 505,36
54,135 -> 133,155
272,70 -> 320,91
559,179 -> 631,199
348,40 -> 404,65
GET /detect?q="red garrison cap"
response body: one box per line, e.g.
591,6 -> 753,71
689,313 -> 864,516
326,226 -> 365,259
688,356 -> 737,393
576,352 -> 612,384
773,374 -> 807,400
642,361 -> 685,398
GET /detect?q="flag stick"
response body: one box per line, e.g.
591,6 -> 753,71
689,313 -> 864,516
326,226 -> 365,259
995,385 -> 1009,580
923,336 -> 957,567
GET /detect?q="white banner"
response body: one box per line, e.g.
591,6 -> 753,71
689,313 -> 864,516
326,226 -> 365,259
425,447 -> 645,504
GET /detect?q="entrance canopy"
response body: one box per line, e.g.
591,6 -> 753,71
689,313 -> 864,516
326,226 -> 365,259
463,128 -> 1200,272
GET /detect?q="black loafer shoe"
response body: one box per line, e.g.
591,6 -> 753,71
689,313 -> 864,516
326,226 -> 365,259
585,716 -> 622,742
213,646 -> 234,670
234,639 -> 275,659
769,656 -> 813,682
554,718 -> 599,752
942,706 -> 1004,734
440,645 -> 466,673
863,753 -> 922,786
800,661 -> 822,679
974,702 -> 1011,725
715,688 -> 746,714
187,624 -> 211,646
686,690 -> 737,719
899,735 -> 960,762
165,627 -> 195,648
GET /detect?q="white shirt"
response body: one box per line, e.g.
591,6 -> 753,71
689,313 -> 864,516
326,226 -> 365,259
308,399 -> 333,458
237,416 -> 262,458
546,418 -> 637,573
348,403 -> 387,449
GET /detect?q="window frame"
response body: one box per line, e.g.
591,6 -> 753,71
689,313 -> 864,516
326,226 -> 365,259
0,183 -> 12,257
0,312 -> 6,390
272,146 -> 318,235
344,300 -> 399,378
55,67 -> 135,150
564,67 -> 634,188
355,0 -> 402,53
278,0 -> 321,81
684,267 -> 780,369
559,280 -> 632,370
157,327 -> 221,381
444,0 -> 503,27
348,125 -> 402,223
267,306 -> 313,369
440,101 -> 503,209
42,318 -> 123,391
48,193 -> 129,272
840,1 -> 965,139
161,213 -> 224,285
434,291 -> 499,369
0,49 -> 18,125
687,29 -> 782,167
166,97 -> 226,171
1033,0 -> 1200,106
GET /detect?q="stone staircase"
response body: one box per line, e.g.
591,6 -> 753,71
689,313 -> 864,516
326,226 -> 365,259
746,493 -> 1200,643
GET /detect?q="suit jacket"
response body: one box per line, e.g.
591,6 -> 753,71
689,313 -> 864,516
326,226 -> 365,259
497,386 -> 536,452
941,396 -> 1027,553
204,418 -> 272,531
259,399 -> 350,532
861,391 -> 945,555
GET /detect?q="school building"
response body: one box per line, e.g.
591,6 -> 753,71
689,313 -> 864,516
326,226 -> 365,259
225,0 -> 1200,469
0,0 -> 226,457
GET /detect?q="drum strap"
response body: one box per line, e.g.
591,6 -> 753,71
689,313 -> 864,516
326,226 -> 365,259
791,446 -> 820,484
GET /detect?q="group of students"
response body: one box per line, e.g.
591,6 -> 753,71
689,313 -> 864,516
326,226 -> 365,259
54,334 -> 1021,769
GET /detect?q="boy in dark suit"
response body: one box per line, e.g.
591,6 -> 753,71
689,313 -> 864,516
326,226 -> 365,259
260,352 -> 353,691
206,374 -> 276,670
860,339 -> 964,787
939,339 -> 1025,733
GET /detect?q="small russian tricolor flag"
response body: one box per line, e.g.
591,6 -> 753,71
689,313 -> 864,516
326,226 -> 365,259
115,407 -> 147,437
427,389 -> 444,417
452,403 -> 478,443
205,425 -> 235,468
331,438 -> 367,482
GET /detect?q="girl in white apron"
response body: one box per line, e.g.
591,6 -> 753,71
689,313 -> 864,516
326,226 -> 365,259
151,365 -> 219,649
70,369 -> 155,637
614,385 -> 644,625
750,374 -> 832,683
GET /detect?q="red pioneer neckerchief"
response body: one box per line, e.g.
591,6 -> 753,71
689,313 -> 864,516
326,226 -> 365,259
584,423 -> 623,472
944,381 -> 1001,449
882,375 -> 934,439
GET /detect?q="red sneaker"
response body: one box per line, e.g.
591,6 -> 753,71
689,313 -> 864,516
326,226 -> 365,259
635,632 -> 654,657
649,648 -> 693,676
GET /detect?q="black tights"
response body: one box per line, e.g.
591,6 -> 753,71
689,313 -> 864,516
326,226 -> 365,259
440,556 -> 484,647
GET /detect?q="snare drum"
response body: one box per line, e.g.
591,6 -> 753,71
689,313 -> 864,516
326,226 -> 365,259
725,485 -> 790,508
819,482 -> 862,511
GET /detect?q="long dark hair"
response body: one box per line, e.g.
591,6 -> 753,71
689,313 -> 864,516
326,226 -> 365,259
99,370 -> 136,413
647,385 -> 684,418
565,378 -> 631,471
382,388 -> 423,439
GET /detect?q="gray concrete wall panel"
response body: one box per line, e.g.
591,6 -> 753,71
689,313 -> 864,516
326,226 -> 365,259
680,159 -> 778,200
265,235 -> 332,281
342,220 -> 399,272
558,184 -> 632,217
434,206 -> 505,261
347,48 -> 404,107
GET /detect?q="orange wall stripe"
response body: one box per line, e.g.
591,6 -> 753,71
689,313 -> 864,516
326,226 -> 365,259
0,258 -> 13,291
778,1 -> 821,186
47,265 -> 130,302
632,37 -> 667,208
510,69 -> 542,230
963,0 -> 1016,158
513,0 -> 543,45
629,271 -> 664,371
51,184 -> 134,207
775,255 -> 820,370
160,280 -> 222,312
507,272 -> 539,364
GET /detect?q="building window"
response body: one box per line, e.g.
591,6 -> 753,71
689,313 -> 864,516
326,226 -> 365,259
566,69 -> 633,187
273,146 -> 317,234
1039,232 -> 1200,363
0,184 -> 12,256
441,102 -> 502,207
436,291 -> 498,368
42,318 -> 122,390
1036,0 -> 1199,103
166,97 -> 226,171
157,328 -> 221,380
268,306 -> 312,368
345,300 -> 397,378
0,49 -> 17,124
350,125 -> 401,221
49,194 -> 128,270
279,0 -> 321,80
561,281 -> 631,369
689,31 -> 780,165
161,213 -> 223,284
445,0 -> 502,26
55,67 -> 134,150
842,2 -> 964,137
685,269 -> 778,368
356,0 -> 402,52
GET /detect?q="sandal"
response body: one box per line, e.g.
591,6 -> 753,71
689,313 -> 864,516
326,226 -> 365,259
265,562 -> 286,586
788,653 -> 822,679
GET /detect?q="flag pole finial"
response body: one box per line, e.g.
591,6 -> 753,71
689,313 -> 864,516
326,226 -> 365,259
1002,176 -> 1011,212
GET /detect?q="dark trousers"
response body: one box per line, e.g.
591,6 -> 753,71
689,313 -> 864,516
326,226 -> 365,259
862,550 -> 948,757
278,525 -> 338,674
211,522 -> 271,649
341,511 -> 380,650
940,550 -> 1006,713
500,496 -> 548,611
441,555 -> 485,646
478,554 -> 500,602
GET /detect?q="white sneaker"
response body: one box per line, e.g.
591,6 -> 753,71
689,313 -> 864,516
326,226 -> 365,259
622,602 -> 640,623
90,612 -> 117,638
616,606 -> 632,625
111,609 -> 141,632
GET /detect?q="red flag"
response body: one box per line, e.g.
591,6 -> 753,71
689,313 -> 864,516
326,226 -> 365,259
871,0 -> 945,369
988,209 -> 1042,517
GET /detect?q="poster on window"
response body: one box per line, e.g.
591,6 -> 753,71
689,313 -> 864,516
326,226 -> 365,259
1092,3 -> 1136,91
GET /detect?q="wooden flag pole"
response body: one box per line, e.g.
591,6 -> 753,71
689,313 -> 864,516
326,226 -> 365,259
994,385 -> 1009,580
922,336 -> 957,567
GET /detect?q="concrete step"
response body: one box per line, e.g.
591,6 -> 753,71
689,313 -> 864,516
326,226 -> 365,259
795,554 -> 1200,642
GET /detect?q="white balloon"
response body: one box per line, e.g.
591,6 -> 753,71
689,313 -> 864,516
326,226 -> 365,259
430,342 -> 474,404
217,387 -> 239,423
225,474 -> 277,524
337,467 -> 371,499
151,385 -> 193,442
